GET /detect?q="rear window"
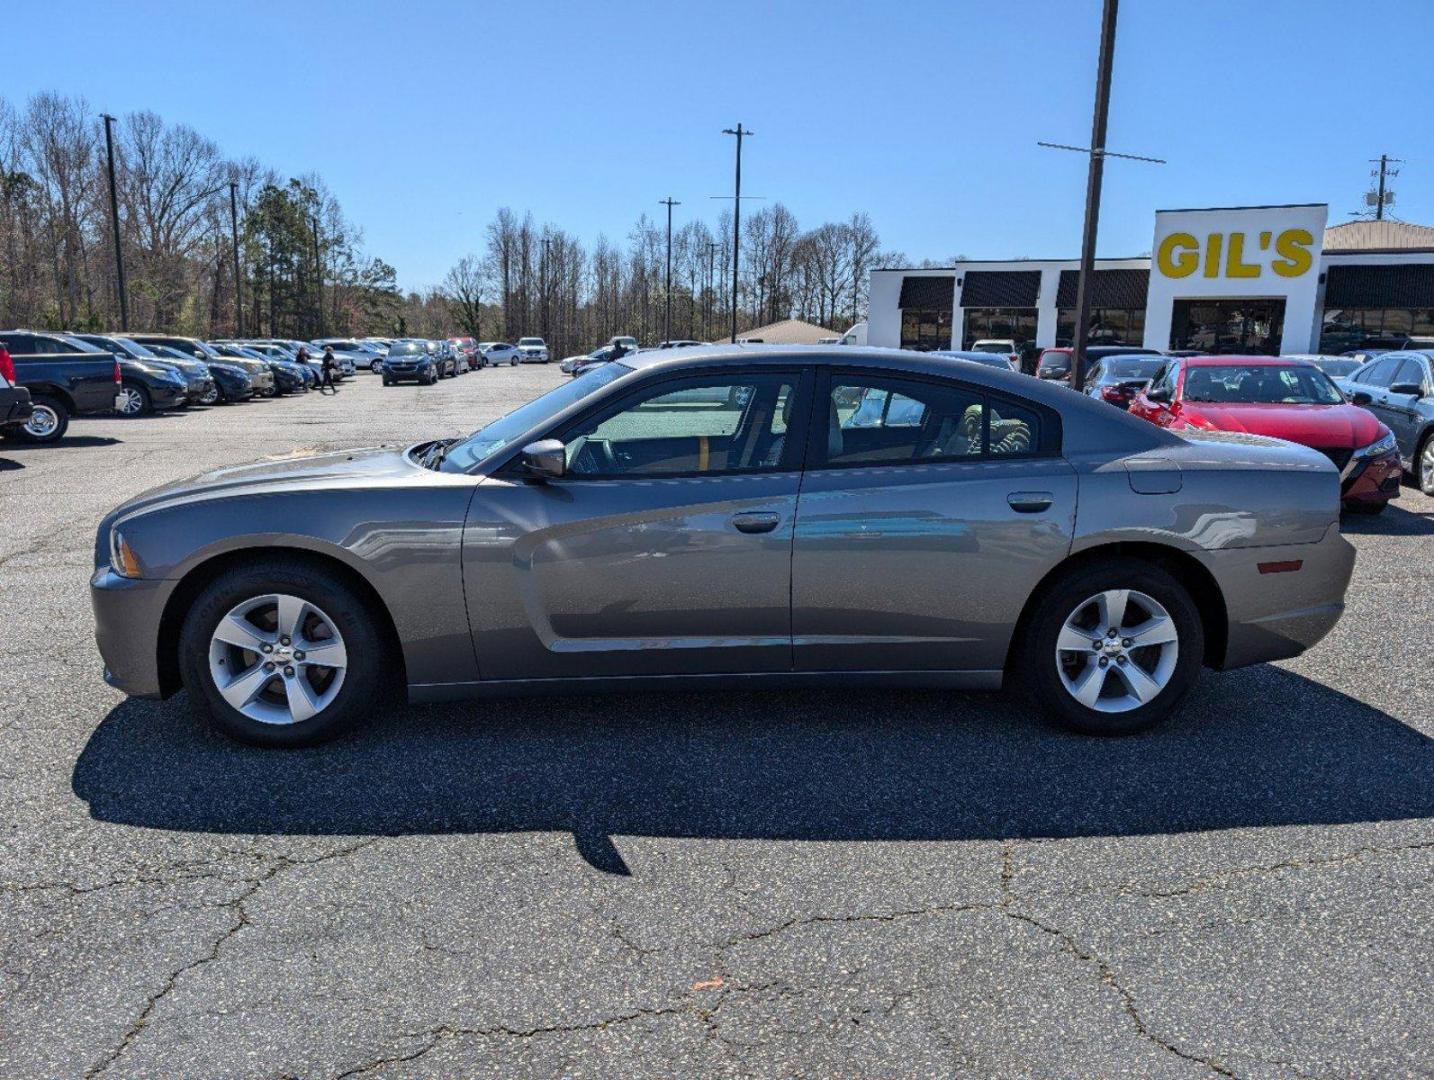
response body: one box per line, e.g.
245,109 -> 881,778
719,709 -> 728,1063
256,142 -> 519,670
1101,357 -> 1165,379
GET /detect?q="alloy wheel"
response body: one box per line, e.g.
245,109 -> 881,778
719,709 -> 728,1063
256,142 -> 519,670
207,593 -> 348,726
23,404 -> 59,439
1055,589 -> 1179,713
1421,438 -> 1434,496
117,387 -> 145,415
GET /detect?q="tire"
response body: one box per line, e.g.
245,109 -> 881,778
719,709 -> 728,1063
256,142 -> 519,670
116,381 -> 152,417
510,357 -> 518,366
16,394 -> 69,443
382,377 -> 392,387
1416,432 -> 1434,497
371,359 -> 383,374
1019,558 -> 1204,736
178,558 -> 390,747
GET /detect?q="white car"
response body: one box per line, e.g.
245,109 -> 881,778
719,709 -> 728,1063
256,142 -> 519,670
970,339 -> 1022,371
517,337 -> 550,363
479,342 -> 521,367
608,335 -> 640,353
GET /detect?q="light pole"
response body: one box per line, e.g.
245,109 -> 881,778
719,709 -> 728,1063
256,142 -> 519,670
721,124 -> 751,343
101,114 -> 128,331
229,181 -> 243,336
706,240 -> 718,341
659,197 -> 680,343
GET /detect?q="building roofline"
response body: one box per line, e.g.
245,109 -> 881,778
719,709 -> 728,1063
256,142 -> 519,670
1155,202 -> 1328,213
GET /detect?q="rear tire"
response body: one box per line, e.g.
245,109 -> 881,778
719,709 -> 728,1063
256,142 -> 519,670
116,382 -> 152,417
1415,432 -> 1434,496
1019,559 -> 1204,736
178,559 -> 390,747
16,394 -> 69,443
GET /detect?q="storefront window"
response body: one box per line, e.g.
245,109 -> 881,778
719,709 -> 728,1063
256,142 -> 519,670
1054,307 -> 1146,347
1320,308 -> 1434,353
900,309 -> 952,351
962,308 -> 1037,351
1169,299 -> 1286,355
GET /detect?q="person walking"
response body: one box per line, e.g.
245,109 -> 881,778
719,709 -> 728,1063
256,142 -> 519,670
320,345 -> 337,394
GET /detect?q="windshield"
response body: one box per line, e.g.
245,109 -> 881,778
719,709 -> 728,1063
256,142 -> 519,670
1313,358 -> 1360,376
112,336 -> 158,359
440,362 -> 631,472
519,338 -> 544,346
388,342 -> 425,356
1183,365 -> 1343,405
1101,357 -> 1165,379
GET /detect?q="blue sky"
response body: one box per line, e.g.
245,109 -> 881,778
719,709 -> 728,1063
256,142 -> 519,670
10,0 -> 1431,290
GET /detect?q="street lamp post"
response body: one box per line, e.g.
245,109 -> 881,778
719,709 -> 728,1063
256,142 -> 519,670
659,197 -> 680,343
229,181 -> 243,336
101,114 -> 128,331
721,124 -> 751,344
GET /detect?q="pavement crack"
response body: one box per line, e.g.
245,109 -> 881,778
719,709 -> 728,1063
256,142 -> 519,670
1005,910 -> 1240,1078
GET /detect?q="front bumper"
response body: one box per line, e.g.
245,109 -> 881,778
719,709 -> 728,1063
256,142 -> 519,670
1340,449 -> 1401,507
91,566 -> 171,698
152,382 -> 188,410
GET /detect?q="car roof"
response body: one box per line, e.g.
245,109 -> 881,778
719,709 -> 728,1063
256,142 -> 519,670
1179,355 -> 1316,368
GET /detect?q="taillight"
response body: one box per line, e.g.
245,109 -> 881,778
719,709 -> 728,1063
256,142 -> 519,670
0,348 -> 13,384
1100,386 -> 1124,402
114,359 -> 122,384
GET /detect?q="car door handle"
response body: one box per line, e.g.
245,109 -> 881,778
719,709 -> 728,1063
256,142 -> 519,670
1007,491 -> 1053,513
730,512 -> 781,534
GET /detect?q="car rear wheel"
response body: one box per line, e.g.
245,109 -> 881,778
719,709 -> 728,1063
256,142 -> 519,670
1020,559 -> 1203,736
371,358 -> 383,374
15,394 -> 69,443
178,560 -> 389,746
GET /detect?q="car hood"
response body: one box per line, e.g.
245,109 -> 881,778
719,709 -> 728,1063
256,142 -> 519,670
110,446 -> 433,520
1179,401 -> 1382,448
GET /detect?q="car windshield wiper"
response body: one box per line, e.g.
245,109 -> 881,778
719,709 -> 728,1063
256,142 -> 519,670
422,438 -> 457,470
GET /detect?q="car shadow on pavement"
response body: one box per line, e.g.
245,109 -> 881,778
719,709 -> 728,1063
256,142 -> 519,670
1,435 -> 122,451
1341,500 -> 1434,536
73,663 -> 1433,873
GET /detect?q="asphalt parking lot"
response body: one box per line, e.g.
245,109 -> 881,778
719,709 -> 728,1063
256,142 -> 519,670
1,366 -> 1430,1079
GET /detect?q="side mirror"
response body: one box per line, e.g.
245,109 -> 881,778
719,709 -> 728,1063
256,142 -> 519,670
1146,386 -> 1171,404
518,439 -> 566,479
1350,391 -> 1373,406
1389,382 -> 1423,397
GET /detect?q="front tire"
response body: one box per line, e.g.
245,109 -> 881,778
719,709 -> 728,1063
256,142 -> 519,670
1020,559 -> 1203,736
1416,433 -> 1434,496
178,559 -> 389,747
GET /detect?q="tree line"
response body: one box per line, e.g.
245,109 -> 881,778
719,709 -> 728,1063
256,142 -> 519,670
1,91 -> 904,354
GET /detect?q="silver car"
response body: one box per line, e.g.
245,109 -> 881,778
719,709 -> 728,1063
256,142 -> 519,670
91,346 -> 1354,747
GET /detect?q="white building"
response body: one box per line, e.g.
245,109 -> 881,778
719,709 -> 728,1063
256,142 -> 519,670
868,204 -> 1434,360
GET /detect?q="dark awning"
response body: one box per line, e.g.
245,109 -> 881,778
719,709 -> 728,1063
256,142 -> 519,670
1055,268 -> 1150,308
1323,264 -> 1434,308
899,275 -> 955,309
959,270 -> 1041,308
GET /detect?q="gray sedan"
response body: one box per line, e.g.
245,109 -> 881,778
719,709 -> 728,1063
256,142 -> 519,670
91,346 -> 1354,746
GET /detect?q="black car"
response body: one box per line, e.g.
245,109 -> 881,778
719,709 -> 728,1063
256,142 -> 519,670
129,335 -> 276,397
1036,344 -> 1157,381
1082,354 -> 1169,409
209,344 -> 307,394
0,354 -> 34,435
1342,350 -> 1434,495
75,333 -> 218,407
147,344 -> 254,403
381,341 -> 441,385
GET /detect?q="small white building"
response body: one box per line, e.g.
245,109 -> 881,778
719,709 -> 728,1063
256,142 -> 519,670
868,204 -> 1434,358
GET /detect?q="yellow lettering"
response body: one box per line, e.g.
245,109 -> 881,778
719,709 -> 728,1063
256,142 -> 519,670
1272,229 -> 1313,277
1203,233 -> 1223,278
1157,232 -> 1198,278
1225,233 -> 1260,278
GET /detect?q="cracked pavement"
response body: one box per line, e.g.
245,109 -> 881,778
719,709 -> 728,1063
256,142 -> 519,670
1,368 -> 1431,1078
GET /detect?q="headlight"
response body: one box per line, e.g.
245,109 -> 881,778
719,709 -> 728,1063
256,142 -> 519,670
1355,431 -> 1397,458
110,528 -> 142,578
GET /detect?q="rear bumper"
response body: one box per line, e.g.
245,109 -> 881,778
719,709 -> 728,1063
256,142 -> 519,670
1199,525 -> 1357,670
91,566 -> 170,698
1,387 -> 33,427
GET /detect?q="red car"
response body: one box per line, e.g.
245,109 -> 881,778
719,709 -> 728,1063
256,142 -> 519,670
1128,355 -> 1402,514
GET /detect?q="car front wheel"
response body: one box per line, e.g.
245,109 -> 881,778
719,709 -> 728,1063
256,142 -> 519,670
1021,559 -> 1203,736
178,560 -> 389,746
1417,434 -> 1434,496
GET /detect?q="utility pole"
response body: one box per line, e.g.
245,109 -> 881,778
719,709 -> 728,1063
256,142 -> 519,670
229,181 -> 243,336
659,197 -> 680,343
721,124 -> 752,343
1376,154 -> 1388,221
1038,0 -> 1162,391
310,214 -> 323,336
706,240 -> 718,341
101,114 -> 128,331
